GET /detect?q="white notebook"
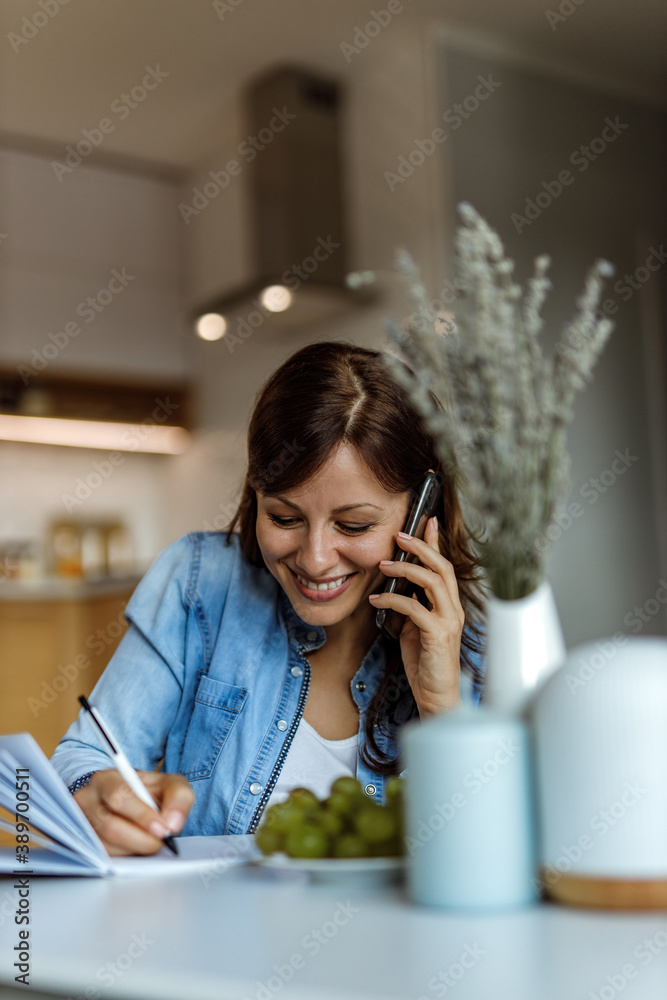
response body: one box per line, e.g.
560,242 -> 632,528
0,733 -> 259,877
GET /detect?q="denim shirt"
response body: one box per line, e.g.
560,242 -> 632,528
51,532 -> 482,836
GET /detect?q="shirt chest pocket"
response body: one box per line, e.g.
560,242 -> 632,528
179,674 -> 247,780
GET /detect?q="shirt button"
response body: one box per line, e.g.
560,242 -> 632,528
364,783 -> 377,797
356,681 -> 366,692
291,665 -> 303,678
306,630 -> 319,641
249,781 -> 263,795
276,720 -> 288,731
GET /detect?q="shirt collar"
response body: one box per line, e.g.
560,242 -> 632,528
278,590 -> 326,650
278,589 -> 390,705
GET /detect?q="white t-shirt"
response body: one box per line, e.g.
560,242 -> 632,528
265,718 -> 358,809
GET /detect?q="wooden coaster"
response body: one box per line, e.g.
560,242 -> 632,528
543,870 -> 667,910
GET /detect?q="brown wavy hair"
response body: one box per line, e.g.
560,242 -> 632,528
227,341 -> 486,774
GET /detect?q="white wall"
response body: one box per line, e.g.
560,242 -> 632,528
0,442 -> 167,570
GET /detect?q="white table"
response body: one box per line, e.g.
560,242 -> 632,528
1,865 -> 667,1000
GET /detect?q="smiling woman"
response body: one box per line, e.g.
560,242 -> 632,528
50,341 -> 486,855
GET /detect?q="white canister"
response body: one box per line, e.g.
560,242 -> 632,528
530,635 -> 667,908
401,706 -> 537,910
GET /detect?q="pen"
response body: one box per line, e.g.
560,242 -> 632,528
78,694 -> 179,856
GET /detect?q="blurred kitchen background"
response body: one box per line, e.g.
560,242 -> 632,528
0,0 -> 665,750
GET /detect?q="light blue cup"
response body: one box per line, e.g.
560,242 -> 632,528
401,706 -> 537,910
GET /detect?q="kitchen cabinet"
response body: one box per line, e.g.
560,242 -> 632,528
0,146 -> 188,381
0,579 -> 137,757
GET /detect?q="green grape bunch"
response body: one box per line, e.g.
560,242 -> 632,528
255,777 -> 405,859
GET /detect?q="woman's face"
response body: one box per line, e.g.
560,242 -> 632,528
255,443 -> 410,630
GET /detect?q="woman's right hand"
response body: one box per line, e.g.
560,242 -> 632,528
72,769 -> 195,856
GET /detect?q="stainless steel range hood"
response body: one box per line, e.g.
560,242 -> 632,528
193,66 -> 374,337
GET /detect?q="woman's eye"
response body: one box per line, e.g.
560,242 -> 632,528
267,514 -> 299,528
338,523 -> 373,535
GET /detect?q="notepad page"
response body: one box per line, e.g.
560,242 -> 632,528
0,810 -> 108,875
0,751 -> 95,852
0,813 -> 78,856
0,844 -> 104,876
109,835 -> 260,878
0,747 -> 107,871
0,813 -> 105,871
0,733 -> 109,866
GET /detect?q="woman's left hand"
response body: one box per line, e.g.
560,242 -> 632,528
369,516 -> 464,716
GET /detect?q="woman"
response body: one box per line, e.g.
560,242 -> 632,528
51,342 -> 485,856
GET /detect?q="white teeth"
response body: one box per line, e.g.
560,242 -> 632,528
296,573 -> 348,591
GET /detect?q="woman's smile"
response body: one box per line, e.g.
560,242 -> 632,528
289,567 -> 357,601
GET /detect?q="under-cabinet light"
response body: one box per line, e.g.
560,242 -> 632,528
0,415 -> 190,454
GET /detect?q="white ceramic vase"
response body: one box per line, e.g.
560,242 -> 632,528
484,580 -> 566,713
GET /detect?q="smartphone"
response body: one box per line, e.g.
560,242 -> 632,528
375,470 -> 442,641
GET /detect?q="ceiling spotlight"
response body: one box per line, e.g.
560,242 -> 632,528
259,285 -> 293,313
195,313 -> 227,341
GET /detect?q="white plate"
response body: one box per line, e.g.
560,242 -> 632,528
259,853 -> 405,884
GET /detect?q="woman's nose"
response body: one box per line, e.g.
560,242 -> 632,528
296,529 -> 338,576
